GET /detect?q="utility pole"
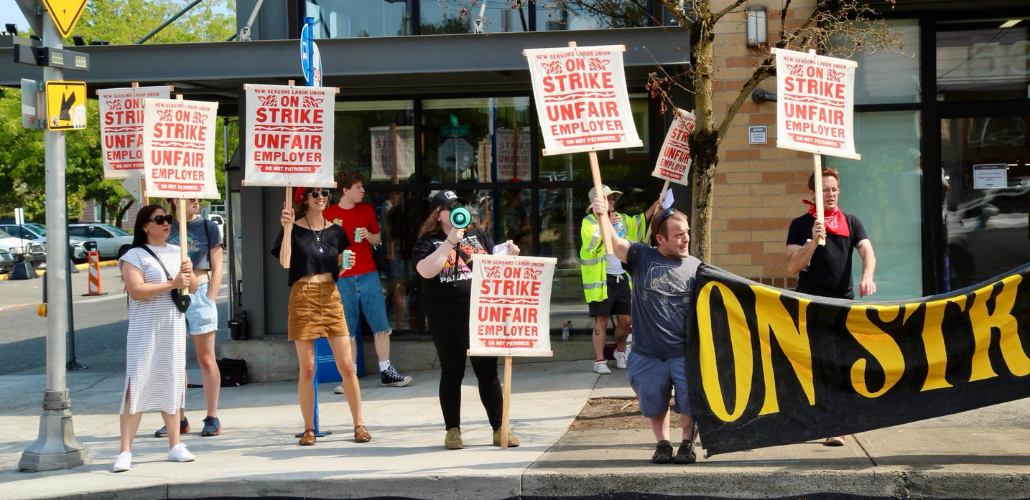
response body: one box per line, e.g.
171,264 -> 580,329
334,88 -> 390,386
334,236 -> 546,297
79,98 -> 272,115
19,8 -> 90,472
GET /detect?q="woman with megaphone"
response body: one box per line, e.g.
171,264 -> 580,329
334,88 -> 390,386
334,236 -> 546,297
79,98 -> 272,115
413,190 -> 521,450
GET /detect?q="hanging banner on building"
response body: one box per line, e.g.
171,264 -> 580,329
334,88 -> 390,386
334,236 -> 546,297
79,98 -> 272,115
775,48 -> 858,159
370,125 -> 414,183
651,109 -> 696,186
99,86 -> 171,179
685,262 -> 1030,457
469,255 -> 557,357
496,128 -> 531,181
243,84 -> 336,187
142,98 -> 220,199
525,45 -> 642,155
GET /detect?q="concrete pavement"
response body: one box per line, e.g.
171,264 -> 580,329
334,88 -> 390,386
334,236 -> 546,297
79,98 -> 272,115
1,355 -> 1029,499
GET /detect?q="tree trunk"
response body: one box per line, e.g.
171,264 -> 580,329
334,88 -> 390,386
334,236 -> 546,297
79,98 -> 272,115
690,135 -> 719,263
690,3 -> 718,264
115,199 -> 134,229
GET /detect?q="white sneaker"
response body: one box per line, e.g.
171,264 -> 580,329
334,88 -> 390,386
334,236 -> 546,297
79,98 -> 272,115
593,361 -> 611,374
167,443 -> 195,462
112,451 -> 132,472
334,385 -> 344,394
614,350 -> 627,369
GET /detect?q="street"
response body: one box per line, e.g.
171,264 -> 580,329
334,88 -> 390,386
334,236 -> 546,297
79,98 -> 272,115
0,263 -> 229,375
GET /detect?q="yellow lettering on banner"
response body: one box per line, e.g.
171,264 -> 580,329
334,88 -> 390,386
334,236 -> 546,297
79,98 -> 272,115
697,282 -> 752,422
750,285 -> 815,415
919,296 -> 967,392
967,275 -> 1030,381
846,305 -> 905,398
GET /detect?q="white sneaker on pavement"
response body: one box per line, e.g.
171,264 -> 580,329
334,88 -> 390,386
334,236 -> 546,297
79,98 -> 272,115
614,350 -> 627,369
334,385 -> 344,394
167,443 -> 195,462
593,361 -> 611,374
112,451 -> 132,472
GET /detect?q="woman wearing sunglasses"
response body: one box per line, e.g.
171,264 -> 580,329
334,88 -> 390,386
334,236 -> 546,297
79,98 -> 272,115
272,187 -> 370,446
113,205 -> 195,472
150,198 -> 224,440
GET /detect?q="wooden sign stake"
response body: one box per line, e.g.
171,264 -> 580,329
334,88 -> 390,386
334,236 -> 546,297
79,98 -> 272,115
500,356 -> 513,449
643,179 -> 671,243
813,154 -> 826,247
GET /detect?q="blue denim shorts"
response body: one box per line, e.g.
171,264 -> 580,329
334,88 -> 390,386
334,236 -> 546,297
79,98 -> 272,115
336,271 -> 391,337
627,351 -> 691,418
185,280 -> 218,335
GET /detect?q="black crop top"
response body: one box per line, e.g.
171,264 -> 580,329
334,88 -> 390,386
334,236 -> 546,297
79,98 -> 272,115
271,223 -> 350,286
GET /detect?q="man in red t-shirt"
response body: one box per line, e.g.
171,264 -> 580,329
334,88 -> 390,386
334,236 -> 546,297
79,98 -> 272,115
323,171 -> 413,389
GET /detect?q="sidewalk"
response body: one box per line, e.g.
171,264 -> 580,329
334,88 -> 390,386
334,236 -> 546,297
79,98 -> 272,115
1,357 -> 1029,500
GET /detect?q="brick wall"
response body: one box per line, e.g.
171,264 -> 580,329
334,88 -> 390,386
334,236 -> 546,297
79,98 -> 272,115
708,0 -> 817,290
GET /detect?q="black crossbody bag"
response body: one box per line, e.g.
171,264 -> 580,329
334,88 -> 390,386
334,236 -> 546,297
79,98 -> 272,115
140,246 -> 192,314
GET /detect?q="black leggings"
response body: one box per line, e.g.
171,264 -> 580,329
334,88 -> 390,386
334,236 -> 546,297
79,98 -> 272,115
428,311 -> 503,431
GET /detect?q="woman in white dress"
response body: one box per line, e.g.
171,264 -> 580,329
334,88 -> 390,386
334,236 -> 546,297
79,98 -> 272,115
113,205 -> 196,472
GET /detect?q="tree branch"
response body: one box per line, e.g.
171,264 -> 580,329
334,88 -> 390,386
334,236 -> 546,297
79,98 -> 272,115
779,0 -> 792,45
712,0 -> 748,24
715,61 -> 773,145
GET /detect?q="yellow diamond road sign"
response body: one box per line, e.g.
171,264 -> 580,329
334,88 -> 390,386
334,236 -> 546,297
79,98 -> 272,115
42,0 -> 90,38
46,81 -> 88,131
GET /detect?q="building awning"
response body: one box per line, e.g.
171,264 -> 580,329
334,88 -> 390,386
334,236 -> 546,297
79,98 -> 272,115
1,27 -> 690,115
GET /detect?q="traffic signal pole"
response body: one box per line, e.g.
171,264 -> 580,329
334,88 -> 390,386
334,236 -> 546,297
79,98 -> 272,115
19,12 -> 90,472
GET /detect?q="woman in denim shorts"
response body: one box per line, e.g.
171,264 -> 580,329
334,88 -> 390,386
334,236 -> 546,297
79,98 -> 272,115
157,198 -> 223,439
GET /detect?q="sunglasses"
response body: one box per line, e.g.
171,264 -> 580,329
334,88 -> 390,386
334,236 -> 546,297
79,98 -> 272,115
148,214 -> 174,225
653,207 -> 677,235
308,189 -> 331,199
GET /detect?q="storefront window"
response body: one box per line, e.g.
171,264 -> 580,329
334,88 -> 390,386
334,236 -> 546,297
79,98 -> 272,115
941,115 -> 1030,290
335,101 -> 415,186
306,0 -> 413,38
936,18 -> 1030,101
539,184 -> 652,331
364,190 -> 421,332
824,111 -> 923,300
421,0 -> 530,34
836,19 -> 921,105
538,96 -> 650,181
536,1 -> 651,31
422,97 -> 531,183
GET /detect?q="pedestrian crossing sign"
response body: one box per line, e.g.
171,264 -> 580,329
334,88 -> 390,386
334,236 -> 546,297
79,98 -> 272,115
45,80 -> 87,131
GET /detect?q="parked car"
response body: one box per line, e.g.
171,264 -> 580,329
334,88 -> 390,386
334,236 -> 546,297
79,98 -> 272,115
0,222 -> 94,263
0,229 -> 47,267
0,248 -> 15,274
948,179 -> 1030,288
68,223 -> 134,260
206,213 -> 226,245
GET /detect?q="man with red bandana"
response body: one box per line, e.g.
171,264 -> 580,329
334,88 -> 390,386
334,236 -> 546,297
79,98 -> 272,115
785,167 -> 877,447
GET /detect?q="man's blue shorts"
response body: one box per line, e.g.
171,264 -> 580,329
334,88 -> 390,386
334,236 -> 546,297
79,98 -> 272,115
336,271 -> 391,337
627,351 -> 691,418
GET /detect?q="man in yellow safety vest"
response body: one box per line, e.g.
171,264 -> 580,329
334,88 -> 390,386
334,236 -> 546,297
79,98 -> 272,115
579,185 -> 659,374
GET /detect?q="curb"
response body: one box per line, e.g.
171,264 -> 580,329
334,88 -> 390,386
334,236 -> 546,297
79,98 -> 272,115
0,260 -> 117,281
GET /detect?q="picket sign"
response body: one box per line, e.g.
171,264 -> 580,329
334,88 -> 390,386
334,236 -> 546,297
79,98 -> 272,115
241,80 -> 339,268
772,48 -> 860,246
98,82 -> 176,203
524,41 -> 642,255
468,254 -> 557,448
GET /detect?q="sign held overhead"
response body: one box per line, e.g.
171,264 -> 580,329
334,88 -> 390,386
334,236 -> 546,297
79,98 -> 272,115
525,45 -> 641,155
775,48 -> 859,160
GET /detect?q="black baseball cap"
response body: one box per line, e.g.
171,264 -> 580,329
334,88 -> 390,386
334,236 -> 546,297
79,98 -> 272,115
430,190 -> 468,208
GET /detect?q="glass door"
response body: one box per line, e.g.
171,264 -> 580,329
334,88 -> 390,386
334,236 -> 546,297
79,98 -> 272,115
941,114 -> 1030,290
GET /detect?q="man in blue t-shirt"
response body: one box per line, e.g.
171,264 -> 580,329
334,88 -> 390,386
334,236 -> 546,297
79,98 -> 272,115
589,195 -> 701,465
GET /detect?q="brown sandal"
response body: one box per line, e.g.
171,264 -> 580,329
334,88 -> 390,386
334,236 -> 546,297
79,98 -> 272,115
354,424 -> 371,443
299,428 -> 316,446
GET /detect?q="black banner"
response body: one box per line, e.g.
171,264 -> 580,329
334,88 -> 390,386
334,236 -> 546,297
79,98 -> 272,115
685,262 -> 1030,456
